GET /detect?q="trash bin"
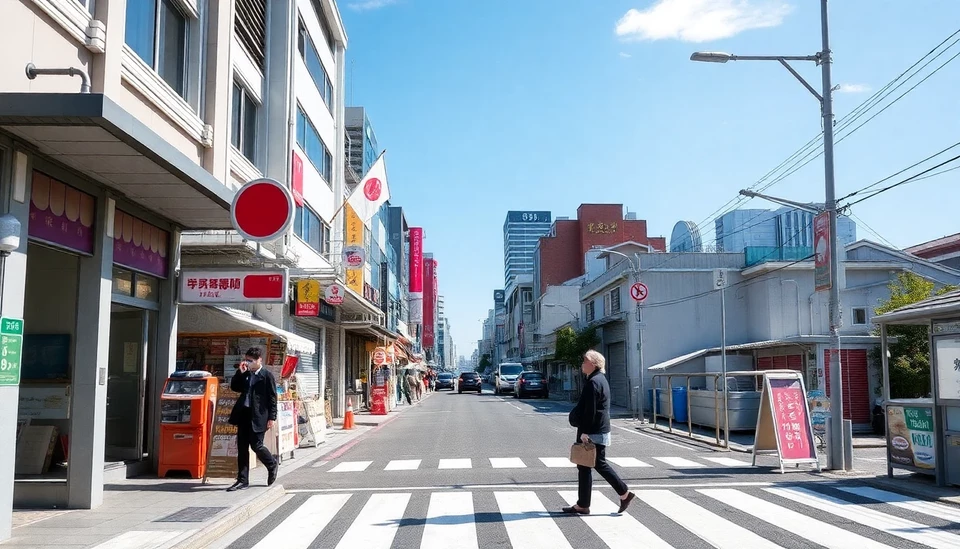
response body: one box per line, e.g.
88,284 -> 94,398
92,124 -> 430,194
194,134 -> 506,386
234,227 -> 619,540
672,386 -> 689,423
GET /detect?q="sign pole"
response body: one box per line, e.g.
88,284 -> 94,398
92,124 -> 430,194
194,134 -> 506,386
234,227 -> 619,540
720,276 -> 729,448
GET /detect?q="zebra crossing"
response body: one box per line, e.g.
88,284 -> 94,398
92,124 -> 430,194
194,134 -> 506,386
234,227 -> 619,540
224,484 -> 960,549
318,454 -> 753,472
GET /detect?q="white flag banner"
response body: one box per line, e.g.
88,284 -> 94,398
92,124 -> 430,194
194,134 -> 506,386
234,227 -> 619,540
347,153 -> 389,223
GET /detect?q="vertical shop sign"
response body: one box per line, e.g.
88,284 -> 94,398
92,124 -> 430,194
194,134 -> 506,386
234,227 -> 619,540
291,152 -> 305,207
345,204 -> 364,294
0,317 -> 24,386
295,280 -> 321,316
113,210 -> 170,278
28,172 -> 96,255
423,258 -> 436,347
814,211 -> 831,292
408,227 -> 424,323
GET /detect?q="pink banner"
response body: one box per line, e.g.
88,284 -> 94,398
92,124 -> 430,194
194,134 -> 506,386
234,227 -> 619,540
409,227 -> 423,293
28,171 -> 96,254
423,258 -> 437,347
114,210 -> 169,278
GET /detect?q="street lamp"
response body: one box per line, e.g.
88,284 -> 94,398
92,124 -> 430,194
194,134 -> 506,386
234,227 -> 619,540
691,0 -> 847,470
598,247 -> 648,423
544,302 -> 579,321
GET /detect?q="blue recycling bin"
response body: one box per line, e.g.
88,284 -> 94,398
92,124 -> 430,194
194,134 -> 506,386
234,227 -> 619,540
672,386 -> 689,423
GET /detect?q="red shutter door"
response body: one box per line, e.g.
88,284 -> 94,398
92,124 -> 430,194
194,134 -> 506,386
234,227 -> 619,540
757,357 -> 775,371
824,349 -> 871,424
757,355 -> 802,372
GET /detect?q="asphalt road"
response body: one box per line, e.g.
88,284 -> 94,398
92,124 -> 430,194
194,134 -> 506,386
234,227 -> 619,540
214,383 -> 960,549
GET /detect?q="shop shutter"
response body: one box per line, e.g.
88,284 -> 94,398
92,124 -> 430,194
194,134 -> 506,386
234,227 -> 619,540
824,349 -> 871,425
606,342 -> 628,408
756,355 -> 803,372
292,320 -> 321,399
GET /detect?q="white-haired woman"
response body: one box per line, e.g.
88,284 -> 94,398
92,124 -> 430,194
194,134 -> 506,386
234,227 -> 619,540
562,349 -> 635,515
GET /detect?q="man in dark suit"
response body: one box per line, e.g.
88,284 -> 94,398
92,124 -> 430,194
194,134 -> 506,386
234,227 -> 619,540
227,347 -> 279,491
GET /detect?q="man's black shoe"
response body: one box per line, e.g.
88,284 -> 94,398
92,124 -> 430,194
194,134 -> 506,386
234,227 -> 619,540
226,481 -> 249,492
267,465 -> 278,486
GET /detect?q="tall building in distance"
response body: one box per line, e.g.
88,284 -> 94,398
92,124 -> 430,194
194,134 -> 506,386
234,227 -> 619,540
503,211 -> 552,292
437,295 -> 447,368
345,107 -> 380,177
713,207 -> 857,254
670,221 -> 704,252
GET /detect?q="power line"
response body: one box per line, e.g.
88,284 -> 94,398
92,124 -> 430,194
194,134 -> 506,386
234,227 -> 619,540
846,210 -> 897,249
844,153 -> 960,207
838,140 -> 960,202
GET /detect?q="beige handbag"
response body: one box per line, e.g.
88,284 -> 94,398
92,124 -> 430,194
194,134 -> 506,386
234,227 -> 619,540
569,441 -> 597,468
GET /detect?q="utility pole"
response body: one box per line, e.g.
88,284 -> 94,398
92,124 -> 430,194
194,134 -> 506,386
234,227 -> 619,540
634,264 -> 647,423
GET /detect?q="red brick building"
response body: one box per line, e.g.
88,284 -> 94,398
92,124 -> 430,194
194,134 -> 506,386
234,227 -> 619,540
534,204 -> 666,298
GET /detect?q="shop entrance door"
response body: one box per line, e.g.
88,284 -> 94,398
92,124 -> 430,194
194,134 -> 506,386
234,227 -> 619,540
106,307 -> 148,461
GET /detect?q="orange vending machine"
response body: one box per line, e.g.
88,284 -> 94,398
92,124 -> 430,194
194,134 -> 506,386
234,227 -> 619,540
158,371 -> 218,478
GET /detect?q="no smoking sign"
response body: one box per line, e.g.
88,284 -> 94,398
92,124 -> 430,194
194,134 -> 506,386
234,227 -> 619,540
630,282 -> 648,303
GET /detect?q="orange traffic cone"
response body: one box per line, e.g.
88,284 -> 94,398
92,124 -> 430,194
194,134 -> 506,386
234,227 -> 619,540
342,397 -> 355,430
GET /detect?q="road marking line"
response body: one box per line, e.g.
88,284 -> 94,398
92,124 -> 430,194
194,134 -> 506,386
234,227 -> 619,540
310,460 -> 329,468
653,457 -> 706,468
700,488 -> 895,549
92,530 -> 187,549
612,424 -> 693,450
495,491 -> 572,549
336,492 -> 411,549
539,457 -> 575,468
559,491 -> 672,549
608,457 -> 653,468
702,456 -> 752,467
384,459 -> 421,471
438,458 -> 473,469
252,493 -> 351,549
835,486 -> 960,523
637,490 -> 781,549
766,486 -> 960,549
490,457 -> 526,468
328,460 -> 372,473
421,491 -> 478,549
285,481 -> 775,494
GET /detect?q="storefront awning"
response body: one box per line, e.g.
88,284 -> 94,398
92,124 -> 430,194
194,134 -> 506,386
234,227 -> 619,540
178,305 -> 316,354
0,93 -> 234,229
342,321 -> 398,342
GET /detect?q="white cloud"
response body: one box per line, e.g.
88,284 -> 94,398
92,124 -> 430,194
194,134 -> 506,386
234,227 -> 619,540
615,0 -> 793,43
836,83 -> 871,94
348,0 -> 398,11
620,52 -> 633,58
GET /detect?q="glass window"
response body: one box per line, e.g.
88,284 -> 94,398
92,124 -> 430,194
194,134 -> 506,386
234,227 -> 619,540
294,206 -> 330,256
298,21 -> 334,113
852,307 -> 868,325
125,0 -> 188,98
610,288 -> 621,313
231,82 -> 258,162
135,274 -> 160,301
295,107 -> 333,187
113,267 -> 134,296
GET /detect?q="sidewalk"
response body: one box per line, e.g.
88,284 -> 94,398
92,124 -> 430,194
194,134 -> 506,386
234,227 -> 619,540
4,399 -> 421,549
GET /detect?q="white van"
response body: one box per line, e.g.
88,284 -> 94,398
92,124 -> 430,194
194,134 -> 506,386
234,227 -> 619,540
494,362 -> 524,395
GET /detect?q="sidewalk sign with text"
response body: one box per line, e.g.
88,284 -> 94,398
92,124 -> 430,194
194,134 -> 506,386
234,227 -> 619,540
753,371 -> 821,473
203,385 -> 257,482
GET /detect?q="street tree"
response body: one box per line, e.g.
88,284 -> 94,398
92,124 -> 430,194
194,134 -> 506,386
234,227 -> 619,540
476,353 -> 492,373
872,272 -> 957,398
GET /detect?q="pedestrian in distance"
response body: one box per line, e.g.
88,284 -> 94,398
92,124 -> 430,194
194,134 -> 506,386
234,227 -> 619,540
226,347 -> 279,492
562,350 -> 635,515
406,369 -> 420,403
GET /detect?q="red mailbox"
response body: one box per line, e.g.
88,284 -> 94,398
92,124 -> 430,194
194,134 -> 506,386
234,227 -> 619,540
158,371 -> 218,478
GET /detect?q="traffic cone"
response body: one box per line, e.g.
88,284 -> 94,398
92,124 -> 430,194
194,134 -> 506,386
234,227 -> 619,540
342,397 -> 355,430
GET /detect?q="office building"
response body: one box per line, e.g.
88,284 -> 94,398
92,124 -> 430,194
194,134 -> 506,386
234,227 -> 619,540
503,211 -> 552,292
670,221 -> 703,252
714,207 -> 857,254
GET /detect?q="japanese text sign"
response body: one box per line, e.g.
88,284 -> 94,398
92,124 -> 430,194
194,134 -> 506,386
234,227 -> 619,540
179,270 -> 288,304
768,377 -> 816,461
0,317 -> 24,386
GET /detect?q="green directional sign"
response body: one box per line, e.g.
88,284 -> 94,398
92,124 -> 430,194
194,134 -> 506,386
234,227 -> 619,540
0,317 -> 24,386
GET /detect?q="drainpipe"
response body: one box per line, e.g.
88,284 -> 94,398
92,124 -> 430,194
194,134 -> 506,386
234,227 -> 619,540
25,64 -> 91,93
781,280 -> 801,336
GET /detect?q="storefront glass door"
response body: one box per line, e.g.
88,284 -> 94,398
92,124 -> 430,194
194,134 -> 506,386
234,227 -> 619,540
105,307 -> 147,461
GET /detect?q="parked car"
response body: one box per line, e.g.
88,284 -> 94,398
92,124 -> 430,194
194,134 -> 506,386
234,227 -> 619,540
515,371 -> 548,399
458,372 -> 483,394
494,363 -> 524,395
435,372 -> 455,391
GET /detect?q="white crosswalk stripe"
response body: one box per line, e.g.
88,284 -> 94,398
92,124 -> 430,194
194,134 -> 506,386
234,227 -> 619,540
653,457 -> 706,468
702,456 -> 751,467
385,459 -> 422,471
321,454 -> 753,472
438,458 -> 473,469
607,457 -> 653,467
328,460 -> 372,472
230,485 -> 960,549
490,457 -> 526,468
539,457 -> 575,468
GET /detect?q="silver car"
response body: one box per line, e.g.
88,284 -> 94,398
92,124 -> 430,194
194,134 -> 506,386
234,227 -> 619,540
494,363 -> 524,395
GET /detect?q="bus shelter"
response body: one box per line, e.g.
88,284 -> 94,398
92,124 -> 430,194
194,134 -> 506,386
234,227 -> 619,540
874,289 -> 960,487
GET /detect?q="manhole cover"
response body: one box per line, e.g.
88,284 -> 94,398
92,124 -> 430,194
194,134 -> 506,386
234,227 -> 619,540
155,506 -> 228,523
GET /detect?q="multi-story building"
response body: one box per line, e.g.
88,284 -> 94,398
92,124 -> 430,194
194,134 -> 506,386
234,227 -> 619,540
670,221 -> 704,252
714,207 -> 857,254
503,211 -> 552,293
437,295 -> 446,367
387,206 -> 410,334
345,107 -> 379,178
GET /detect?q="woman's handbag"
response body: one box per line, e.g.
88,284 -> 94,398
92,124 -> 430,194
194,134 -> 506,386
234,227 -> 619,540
569,441 -> 596,468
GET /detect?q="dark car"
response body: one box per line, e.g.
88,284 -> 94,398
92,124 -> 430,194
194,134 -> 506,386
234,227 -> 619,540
515,371 -> 548,399
458,372 -> 483,394
435,372 -> 455,391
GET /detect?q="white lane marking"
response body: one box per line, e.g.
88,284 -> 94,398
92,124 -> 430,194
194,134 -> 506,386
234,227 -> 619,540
384,459 -> 421,471
286,481 -> 775,493
92,531 -> 187,549
638,490 -> 782,549
612,424 -> 694,450
607,457 -> 653,468
767,487 -> 960,549
490,457 -> 526,469
421,492 -> 478,549
653,457 -> 706,468
702,456 -> 752,467
700,488 -> 895,549
539,457 -> 576,468
559,491 -> 672,549
335,493 -> 411,549
438,458 -> 473,469
311,460 -> 329,468
494,491 -> 572,549
329,460 -> 372,473
835,486 -> 960,523
252,494 -> 351,549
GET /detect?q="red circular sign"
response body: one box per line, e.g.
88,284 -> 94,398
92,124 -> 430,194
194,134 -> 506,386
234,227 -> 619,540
363,177 -> 382,201
630,282 -> 649,302
231,178 -> 294,242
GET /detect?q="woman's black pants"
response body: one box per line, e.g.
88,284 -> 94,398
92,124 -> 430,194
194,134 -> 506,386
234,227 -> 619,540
577,443 -> 628,508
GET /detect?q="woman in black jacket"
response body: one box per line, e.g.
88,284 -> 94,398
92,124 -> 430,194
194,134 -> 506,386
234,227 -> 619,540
563,350 -> 635,515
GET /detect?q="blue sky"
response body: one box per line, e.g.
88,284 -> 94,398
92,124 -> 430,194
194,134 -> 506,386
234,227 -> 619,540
340,0 -> 960,357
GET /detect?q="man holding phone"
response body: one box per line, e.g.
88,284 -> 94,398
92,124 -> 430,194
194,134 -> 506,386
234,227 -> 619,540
226,347 -> 278,491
